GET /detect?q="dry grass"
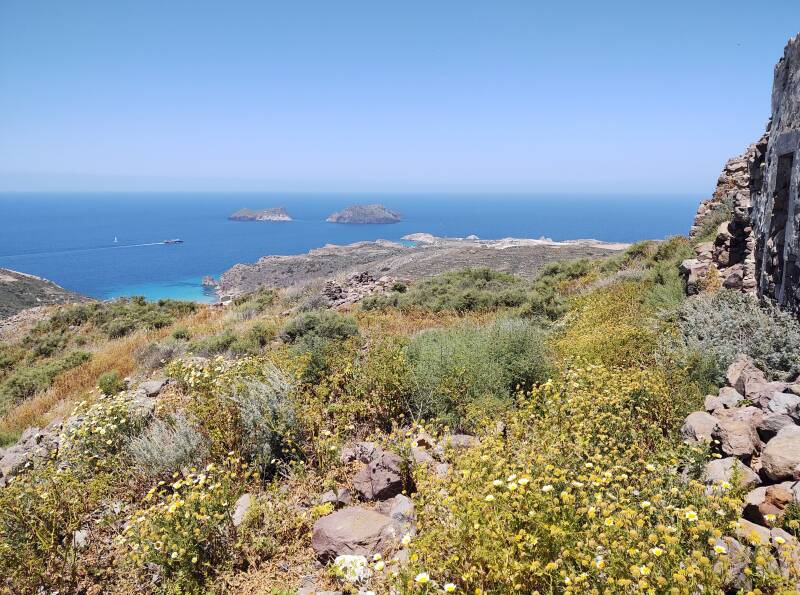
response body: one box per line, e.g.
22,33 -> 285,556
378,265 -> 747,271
0,306 -> 231,436
355,306 -> 496,337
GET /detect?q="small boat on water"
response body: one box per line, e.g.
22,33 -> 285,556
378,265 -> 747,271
163,239 -> 184,244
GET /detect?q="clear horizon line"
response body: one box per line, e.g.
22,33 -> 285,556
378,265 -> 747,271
0,189 -> 703,196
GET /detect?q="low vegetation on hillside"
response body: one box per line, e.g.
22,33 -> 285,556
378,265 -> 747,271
1,236 -> 799,593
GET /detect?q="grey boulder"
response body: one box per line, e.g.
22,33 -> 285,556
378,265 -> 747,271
681,411 -> 717,444
138,378 -> 168,398
702,457 -> 760,489
712,414 -> 760,460
756,413 -> 795,442
762,425 -> 800,481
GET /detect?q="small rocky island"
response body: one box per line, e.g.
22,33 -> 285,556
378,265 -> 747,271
326,204 -> 402,224
229,207 -> 292,222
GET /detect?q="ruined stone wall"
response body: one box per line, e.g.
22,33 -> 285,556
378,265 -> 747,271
683,138 -> 766,294
751,34 -> 800,312
685,35 -> 800,310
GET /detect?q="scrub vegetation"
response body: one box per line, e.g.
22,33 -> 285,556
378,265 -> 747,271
1,234 -> 799,594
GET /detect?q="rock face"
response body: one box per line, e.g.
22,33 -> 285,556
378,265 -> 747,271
0,268 -> 88,320
228,207 -> 292,221
326,204 -> 402,224
687,34 -> 800,309
683,139 -> 765,294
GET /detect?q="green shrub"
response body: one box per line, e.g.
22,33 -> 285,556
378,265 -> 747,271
0,463 -> 114,593
363,268 -> 527,313
45,298 -> 196,340
60,393 -> 148,471
233,287 -> 277,312
279,309 -> 358,344
119,456 -> 249,593
189,330 -> 237,357
230,376 -> 297,473
26,330 -> 68,358
0,350 -> 91,405
406,318 -> 549,428
676,290 -> 800,382
171,327 -> 191,340
230,324 -> 273,356
168,357 -> 301,471
520,260 -> 594,321
97,370 -> 125,395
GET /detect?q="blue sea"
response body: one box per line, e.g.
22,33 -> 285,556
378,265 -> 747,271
0,193 -> 699,302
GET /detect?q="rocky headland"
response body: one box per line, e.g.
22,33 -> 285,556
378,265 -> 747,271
326,204 -> 402,224
216,235 -> 626,298
0,268 -> 87,320
228,207 -> 292,221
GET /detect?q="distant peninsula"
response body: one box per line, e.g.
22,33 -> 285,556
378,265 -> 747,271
326,204 -> 402,224
229,207 -> 292,222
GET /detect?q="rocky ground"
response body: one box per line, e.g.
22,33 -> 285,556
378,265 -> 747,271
217,235 -> 627,299
681,354 -> 800,586
0,268 -> 87,320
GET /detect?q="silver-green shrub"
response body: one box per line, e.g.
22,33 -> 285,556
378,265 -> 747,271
128,413 -> 208,475
229,371 -> 297,473
676,290 -> 800,382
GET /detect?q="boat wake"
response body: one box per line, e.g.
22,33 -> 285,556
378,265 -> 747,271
0,241 -> 176,260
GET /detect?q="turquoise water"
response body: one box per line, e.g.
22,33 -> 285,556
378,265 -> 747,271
105,277 -> 218,303
0,192 -> 699,302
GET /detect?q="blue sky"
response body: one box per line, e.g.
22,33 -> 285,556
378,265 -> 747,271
0,0 -> 797,193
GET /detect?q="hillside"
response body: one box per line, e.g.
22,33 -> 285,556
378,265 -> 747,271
1,33 -> 799,595
0,268 -> 87,319
217,236 -> 625,298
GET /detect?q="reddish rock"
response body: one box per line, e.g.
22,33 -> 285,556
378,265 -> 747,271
353,451 -> 407,501
311,507 -> 401,562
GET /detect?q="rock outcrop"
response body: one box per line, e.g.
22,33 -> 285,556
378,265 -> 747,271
326,204 -> 402,224
321,271 -> 402,309
682,354 -> 800,523
228,207 -> 292,221
679,352 -> 800,588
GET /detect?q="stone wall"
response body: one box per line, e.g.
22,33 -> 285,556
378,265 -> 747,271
683,137 -> 766,294
751,34 -> 800,312
686,34 -> 800,307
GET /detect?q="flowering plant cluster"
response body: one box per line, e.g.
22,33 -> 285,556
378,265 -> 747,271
117,455 -> 249,590
404,363 -> 792,593
60,394 -> 143,469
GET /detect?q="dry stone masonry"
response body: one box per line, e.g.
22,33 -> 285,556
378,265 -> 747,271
686,34 -> 800,310
752,35 -> 800,312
